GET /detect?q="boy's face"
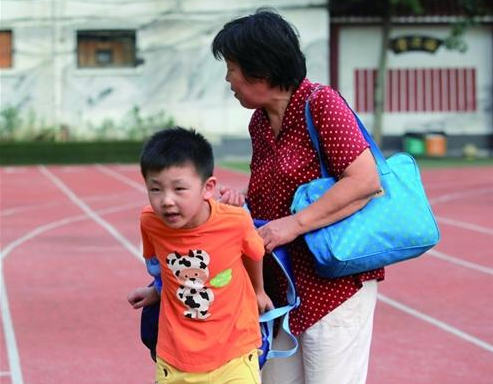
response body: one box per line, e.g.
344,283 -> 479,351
145,163 -> 216,229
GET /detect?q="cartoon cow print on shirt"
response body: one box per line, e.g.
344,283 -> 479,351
166,250 -> 214,320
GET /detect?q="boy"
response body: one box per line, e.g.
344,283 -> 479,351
127,126 -> 270,383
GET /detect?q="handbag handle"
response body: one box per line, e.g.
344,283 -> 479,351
304,92 -> 391,177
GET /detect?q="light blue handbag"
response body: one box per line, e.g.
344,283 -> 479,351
290,97 -> 440,278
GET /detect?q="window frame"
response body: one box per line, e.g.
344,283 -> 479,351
76,29 -> 137,69
0,29 -> 13,69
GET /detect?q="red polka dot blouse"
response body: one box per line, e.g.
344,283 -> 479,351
247,79 -> 385,335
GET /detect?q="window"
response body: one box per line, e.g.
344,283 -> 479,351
354,68 -> 476,113
77,30 -> 136,68
0,30 -> 13,69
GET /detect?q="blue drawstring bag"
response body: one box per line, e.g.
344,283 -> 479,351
140,298 -> 159,362
254,219 -> 299,368
139,219 -> 299,369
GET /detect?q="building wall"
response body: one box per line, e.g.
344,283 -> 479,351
0,0 -> 329,142
336,24 -> 492,140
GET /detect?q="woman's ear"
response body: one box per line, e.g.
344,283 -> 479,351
203,176 -> 217,200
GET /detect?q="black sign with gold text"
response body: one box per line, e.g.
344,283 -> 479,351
389,35 -> 443,54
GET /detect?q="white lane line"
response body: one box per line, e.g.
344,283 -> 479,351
2,216 -> 87,259
98,165 -> 493,275
428,249 -> 493,275
96,164 -> 145,193
2,167 -> 27,173
424,180 -> 493,191
0,262 -> 24,384
1,192 -> 137,217
429,187 -> 493,205
9,165 -> 490,362
97,164 -> 493,353
39,166 -> 142,261
0,203 -> 142,384
436,216 -> 493,236
1,203 -> 142,260
378,293 -> 493,353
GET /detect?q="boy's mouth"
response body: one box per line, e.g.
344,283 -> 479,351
163,212 -> 180,221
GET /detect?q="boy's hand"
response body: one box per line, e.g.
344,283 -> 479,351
218,186 -> 246,207
127,286 -> 160,309
256,290 -> 274,314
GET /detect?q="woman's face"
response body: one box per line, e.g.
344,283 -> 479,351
225,60 -> 270,109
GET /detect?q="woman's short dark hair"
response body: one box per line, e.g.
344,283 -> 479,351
212,8 -> 306,90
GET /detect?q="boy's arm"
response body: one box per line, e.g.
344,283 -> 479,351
240,209 -> 274,313
127,256 -> 162,309
127,285 -> 160,309
128,213 -> 162,309
145,256 -> 163,294
242,256 -> 273,314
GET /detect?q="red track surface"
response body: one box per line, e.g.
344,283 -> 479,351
1,164 -> 492,384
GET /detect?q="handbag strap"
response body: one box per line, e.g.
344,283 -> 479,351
304,100 -> 330,178
305,89 -> 391,176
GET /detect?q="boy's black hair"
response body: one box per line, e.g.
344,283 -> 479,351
211,8 -> 306,91
140,126 -> 214,181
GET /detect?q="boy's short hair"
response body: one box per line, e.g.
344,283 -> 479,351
140,126 -> 214,181
211,8 -> 306,91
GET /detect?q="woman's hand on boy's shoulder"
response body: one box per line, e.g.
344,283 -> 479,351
218,186 -> 246,207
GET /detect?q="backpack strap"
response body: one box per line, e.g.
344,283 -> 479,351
253,219 -> 300,363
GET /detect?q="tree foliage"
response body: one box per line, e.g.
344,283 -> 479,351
329,0 -> 491,145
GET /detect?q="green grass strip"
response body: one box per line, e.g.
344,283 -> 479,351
0,141 -> 144,165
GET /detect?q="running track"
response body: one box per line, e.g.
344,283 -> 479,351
1,164 -> 492,383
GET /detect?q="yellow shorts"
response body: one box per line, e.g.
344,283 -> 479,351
155,349 -> 261,384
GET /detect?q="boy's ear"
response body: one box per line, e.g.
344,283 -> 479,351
203,176 -> 217,199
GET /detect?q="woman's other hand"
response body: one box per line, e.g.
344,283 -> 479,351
258,216 -> 302,253
218,186 -> 246,207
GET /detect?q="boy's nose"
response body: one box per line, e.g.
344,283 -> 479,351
161,194 -> 174,206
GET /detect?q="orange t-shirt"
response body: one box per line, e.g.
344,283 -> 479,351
140,199 -> 265,372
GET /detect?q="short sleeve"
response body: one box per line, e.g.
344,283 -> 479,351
309,87 -> 369,178
140,210 -> 156,259
241,212 -> 265,261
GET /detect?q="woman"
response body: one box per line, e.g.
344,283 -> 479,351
212,9 -> 384,384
